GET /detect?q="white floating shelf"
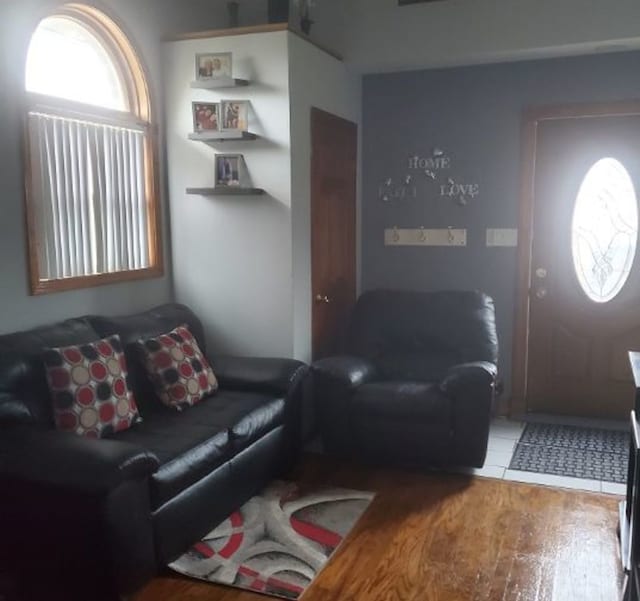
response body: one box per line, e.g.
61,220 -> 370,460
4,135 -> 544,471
186,187 -> 265,196
384,228 -> 467,247
190,78 -> 249,89
188,131 -> 258,142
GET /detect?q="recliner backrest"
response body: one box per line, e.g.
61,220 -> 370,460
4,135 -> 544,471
346,289 -> 498,381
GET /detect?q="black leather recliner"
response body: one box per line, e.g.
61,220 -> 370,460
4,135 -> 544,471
311,289 -> 499,468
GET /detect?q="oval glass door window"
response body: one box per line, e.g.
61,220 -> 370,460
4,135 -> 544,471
571,158 -> 638,303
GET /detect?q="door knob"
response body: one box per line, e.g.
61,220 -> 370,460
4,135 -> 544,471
315,294 -> 331,304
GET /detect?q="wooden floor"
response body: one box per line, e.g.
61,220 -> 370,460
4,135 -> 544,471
135,454 -> 623,601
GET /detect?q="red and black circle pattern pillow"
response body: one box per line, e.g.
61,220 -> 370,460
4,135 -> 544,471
138,325 -> 218,410
43,335 -> 140,438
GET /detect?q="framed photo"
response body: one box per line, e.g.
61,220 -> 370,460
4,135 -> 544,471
195,52 -> 232,80
216,154 -> 244,187
192,102 -> 220,132
220,100 -> 249,132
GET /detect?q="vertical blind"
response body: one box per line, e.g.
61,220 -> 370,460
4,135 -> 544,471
29,112 -> 150,280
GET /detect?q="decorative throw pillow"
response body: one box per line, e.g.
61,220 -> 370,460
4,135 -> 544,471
138,325 -> 218,410
43,335 -> 140,438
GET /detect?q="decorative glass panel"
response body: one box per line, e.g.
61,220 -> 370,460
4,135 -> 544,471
571,158 -> 638,303
25,16 -> 127,111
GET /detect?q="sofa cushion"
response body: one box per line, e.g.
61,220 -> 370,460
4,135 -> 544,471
351,381 -> 450,423
87,304 -> 207,416
111,390 -> 285,508
138,325 -> 218,410
0,318 -> 101,426
42,335 -> 140,438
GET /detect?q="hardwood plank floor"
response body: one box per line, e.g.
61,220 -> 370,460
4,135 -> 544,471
134,454 -> 623,601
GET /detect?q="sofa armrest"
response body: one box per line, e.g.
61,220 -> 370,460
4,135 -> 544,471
212,355 -> 307,395
0,393 -> 34,426
440,361 -> 497,467
311,356 -> 377,390
0,429 -> 159,494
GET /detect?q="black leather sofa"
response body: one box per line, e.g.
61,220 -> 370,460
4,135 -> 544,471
311,289 -> 498,469
0,303 -> 307,601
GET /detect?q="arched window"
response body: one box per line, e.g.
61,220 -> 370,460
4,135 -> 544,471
24,4 -> 162,294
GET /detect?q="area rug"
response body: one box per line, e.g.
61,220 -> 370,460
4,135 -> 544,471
169,481 -> 375,599
509,422 -> 628,483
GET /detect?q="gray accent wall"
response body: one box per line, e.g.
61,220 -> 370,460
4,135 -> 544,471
0,0 -> 227,334
362,51 -> 640,402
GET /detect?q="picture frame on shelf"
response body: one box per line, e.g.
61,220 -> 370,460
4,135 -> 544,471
221,100 -> 249,132
216,154 -> 250,187
192,102 -> 220,132
195,52 -> 232,81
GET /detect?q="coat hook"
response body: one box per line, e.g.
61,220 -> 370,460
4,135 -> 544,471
419,226 -> 427,242
447,227 -> 455,243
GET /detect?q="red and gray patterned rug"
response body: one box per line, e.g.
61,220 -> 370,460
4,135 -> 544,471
169,481 -> 375,599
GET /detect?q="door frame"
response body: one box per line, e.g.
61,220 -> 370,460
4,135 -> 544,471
511,100 -> 640,417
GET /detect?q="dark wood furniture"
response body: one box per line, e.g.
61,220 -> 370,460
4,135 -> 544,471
622,352 -> 640,600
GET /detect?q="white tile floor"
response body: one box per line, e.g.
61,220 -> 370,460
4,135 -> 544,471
462,417 -> 628,496
305,417 -> 628,496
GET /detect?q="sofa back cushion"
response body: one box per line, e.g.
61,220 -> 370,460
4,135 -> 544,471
346,290 -> 498,381
0,318 -> 101,426
87,304 -> 207,415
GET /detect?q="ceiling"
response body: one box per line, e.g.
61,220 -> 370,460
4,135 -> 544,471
307,0 -> 640,73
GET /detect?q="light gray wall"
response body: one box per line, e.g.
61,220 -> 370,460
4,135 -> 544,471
362,50 -> 640,405
0,0 -> 225,334
288,33 -> 361,361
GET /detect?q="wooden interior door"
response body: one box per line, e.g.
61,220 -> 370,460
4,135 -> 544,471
524,109 -> 640,419
311,108 -> 357,359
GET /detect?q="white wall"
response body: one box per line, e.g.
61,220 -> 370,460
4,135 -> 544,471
164,31 -> 294,357
288,33 -> 361,361
302,0 -> 640,72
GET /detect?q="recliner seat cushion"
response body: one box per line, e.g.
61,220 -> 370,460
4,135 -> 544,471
374,351 -> 460,382
111,391 -> 285,508
351,381 -> 450,423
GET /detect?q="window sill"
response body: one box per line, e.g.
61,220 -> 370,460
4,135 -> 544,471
30,265 -> 164,296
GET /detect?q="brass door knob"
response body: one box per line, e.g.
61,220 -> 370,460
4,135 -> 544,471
315,294 -> 331,304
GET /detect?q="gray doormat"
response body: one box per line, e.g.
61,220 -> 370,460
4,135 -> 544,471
508,423 -> 629,483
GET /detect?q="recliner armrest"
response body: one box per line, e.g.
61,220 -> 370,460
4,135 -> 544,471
440,361 -> 497,467
311,356 -> 377,389
211,355 -> 307,395
0,429 -> 159,494
440,361 -> 497,397
311,356 -> 376,456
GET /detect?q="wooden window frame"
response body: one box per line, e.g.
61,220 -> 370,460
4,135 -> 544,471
23,3 -> 163,296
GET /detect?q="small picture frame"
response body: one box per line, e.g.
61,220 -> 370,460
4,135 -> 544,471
216,154 -> 245,187
220,100 -> 249,132
192,102 -> 220,132
195,52 -> 232,81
